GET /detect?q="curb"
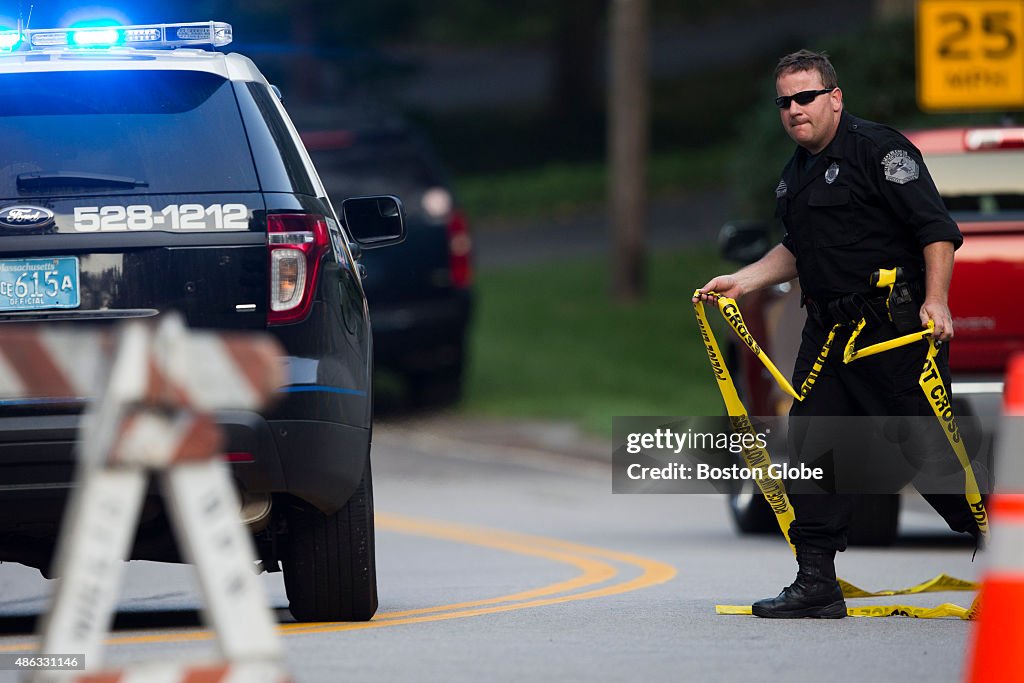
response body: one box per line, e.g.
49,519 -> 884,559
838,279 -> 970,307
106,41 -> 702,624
375,414 -> 612,464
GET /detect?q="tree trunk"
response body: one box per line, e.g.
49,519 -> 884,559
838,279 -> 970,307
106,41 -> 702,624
608,0 -> 649,303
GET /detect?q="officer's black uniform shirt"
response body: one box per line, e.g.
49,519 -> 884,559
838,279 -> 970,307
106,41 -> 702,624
776,111 -> 963,301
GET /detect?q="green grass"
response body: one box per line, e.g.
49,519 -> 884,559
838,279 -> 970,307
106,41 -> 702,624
462,246 -> 734,436
455,144 -> 735,223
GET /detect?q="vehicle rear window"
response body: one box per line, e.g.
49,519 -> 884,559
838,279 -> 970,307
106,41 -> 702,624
943,193 -> 1024,219
927,151 -> 1024,221
0,70 -> 259,198
241,82 -> 316,196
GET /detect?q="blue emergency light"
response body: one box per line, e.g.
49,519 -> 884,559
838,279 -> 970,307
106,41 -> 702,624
0,20 -> 233,52
0,30 -> 20,51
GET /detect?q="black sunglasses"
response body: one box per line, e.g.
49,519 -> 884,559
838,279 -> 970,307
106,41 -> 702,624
775,88 -> 835,109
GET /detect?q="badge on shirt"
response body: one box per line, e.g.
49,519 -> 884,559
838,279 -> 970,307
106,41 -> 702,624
825,162 -> 839,184
775,179 -> 788,197
881,149 -> 919,184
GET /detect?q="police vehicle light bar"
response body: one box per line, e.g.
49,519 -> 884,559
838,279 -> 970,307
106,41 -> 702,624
0,21 -> 233,52
0,31 -> 20,51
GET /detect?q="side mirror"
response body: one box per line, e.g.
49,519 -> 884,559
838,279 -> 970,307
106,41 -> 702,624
342,195 -> 407,248
719,220 -> 771,264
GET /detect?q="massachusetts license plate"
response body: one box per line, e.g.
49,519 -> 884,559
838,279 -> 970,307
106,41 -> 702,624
0,257 -> 80,311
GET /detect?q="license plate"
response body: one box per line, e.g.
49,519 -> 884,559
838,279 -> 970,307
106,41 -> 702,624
0,257 -> 80,312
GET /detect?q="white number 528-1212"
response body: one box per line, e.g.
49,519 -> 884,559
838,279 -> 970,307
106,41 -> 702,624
73,204 -> 250,232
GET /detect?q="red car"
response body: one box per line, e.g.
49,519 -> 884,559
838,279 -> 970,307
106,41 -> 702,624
721,125 -> 1024,544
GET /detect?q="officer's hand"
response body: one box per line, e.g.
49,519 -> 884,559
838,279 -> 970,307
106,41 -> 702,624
692,275 -> 743,303
920,300 -> 953,342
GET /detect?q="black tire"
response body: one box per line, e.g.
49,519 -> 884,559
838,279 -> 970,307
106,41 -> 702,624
408,357 -> 464,408
728,479 -> 780,535
847,494 -> 900,547
282,461 -> 378,622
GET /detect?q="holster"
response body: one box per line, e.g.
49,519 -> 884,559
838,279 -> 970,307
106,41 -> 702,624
887,279 -> 921,334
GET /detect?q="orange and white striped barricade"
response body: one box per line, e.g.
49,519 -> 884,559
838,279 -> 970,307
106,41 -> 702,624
965,352 -> 1024,682
0,315 -> 290,683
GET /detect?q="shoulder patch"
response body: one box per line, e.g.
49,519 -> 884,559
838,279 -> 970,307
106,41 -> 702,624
775,179 -> 788,197
881,149 -> 919,184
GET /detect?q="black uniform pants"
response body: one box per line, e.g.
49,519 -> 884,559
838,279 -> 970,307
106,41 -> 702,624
787,316 -> 980,552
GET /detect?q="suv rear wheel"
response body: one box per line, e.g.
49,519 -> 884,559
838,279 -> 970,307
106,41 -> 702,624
409,358 -> 464,408
728,479 -> 779,534
282,462 -> 378,622
405,336 -> 467,408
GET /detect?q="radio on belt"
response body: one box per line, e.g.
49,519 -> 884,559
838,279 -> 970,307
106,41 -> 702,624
870,266 -> 920,335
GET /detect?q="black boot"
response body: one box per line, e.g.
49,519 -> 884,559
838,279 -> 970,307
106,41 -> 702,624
751,546 -> 847,619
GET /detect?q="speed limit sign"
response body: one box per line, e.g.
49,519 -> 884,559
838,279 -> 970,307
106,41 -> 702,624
917,0 -> 1024,110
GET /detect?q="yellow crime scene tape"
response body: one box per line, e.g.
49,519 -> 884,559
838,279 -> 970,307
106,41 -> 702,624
692,277 -> 986,619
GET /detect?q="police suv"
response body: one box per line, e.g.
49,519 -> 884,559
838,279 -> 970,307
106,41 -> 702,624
0,21 -> 405,622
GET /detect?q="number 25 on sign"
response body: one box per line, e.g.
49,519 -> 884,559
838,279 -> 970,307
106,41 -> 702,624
917,0 -> 1024,110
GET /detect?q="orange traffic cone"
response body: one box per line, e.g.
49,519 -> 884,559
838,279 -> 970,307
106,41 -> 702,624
965,353 -> 1024,682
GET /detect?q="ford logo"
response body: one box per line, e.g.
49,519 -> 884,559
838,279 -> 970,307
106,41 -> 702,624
0,206 -> 55,230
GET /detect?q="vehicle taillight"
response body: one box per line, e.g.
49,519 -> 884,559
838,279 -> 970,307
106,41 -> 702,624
964,128 -> 1024,151
447,209 -> 472,289
267,213 -> 330,325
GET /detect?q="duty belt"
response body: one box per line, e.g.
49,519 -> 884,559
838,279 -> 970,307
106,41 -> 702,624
803,292 -> 889,327
804,278 -> 923,328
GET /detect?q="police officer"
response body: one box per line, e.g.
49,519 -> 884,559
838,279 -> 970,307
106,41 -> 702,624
693,50 -> 981,618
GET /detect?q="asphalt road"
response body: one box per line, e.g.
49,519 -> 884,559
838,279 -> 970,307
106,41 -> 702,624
0,425 -> 982,682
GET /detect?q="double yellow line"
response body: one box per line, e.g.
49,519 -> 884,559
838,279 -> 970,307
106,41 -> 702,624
284,513 -> 677,636
0,512 -> 676,649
